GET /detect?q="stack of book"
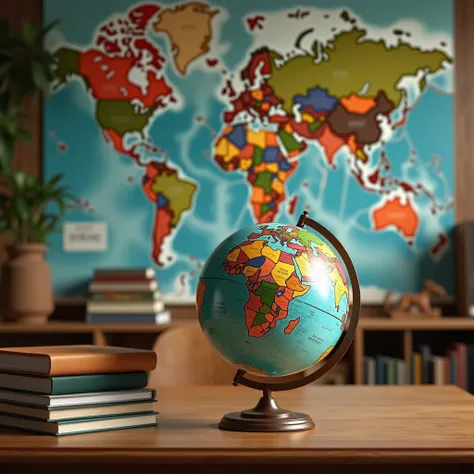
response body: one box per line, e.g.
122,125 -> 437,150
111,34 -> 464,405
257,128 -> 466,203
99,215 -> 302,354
0,345 -> 158,436
86,267 -> 170,325
364,343 -> 474,389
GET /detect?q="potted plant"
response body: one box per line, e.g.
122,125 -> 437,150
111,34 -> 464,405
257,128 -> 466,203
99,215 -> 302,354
0,19 -> 76,323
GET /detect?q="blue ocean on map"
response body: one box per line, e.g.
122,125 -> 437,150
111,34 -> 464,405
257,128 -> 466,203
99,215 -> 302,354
44,0 -> 454,303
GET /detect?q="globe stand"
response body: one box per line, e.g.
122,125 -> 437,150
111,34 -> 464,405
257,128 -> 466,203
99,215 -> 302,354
218,212 -> 361,433
219,384 -> 315,432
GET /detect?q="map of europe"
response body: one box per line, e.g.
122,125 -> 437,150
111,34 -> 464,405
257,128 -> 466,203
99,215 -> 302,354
44,0 -> 454,302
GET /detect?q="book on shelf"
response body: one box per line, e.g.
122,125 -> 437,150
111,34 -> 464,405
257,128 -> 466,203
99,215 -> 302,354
86,310 -> 171,325
364,342 -> 474,391
0,344 -> 158,436
90,291 -> 161,302
89,280 -> 159,293
86,300 -> 165,314
87,267 -> 168,324
93,267 -> 156,279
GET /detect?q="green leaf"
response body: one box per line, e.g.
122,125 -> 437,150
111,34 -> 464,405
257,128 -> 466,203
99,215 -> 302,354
11,170 -> 29,190
47,173 -> 63,189
31,61 -> 51,95
21,20 -> 38,46
39,20 -> 59,39
12,196 -> 29,221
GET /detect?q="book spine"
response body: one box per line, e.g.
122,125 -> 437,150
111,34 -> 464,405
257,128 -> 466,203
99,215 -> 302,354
396,360 -> 406,385
86,311 -> 171,324
86,301 -> 165,313
414,353 -> 422,385
420,345 -> 432,384
450,356 -> 457,385
367,357 -> 375,385
50,372 -> 149,395
375,356 -> 384,385
444,356 -> 451,385
467,345 -> 474,393
90,292 -> 160,302
94,268 -> 155,278
456,344 -> 467,390
48,352 -> 157,376
387,358 -> 396,385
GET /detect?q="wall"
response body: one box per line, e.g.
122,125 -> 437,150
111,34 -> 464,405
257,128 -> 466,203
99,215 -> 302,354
0,0 -> 472,318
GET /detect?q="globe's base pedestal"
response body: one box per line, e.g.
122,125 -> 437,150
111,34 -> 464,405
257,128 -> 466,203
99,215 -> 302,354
219,388 -> 315,432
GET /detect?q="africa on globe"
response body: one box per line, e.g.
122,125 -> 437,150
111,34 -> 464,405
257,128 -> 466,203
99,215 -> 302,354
196,222 -> 350,378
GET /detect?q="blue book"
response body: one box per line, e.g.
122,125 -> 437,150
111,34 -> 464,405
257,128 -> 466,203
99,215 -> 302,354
86,311 -> 171,325
450,357 -> 457,385
419,345 -> 432,384
375,355 -> 386,385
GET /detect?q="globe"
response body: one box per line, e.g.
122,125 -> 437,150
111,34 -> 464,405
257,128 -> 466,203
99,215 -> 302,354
196,221 -> 351,378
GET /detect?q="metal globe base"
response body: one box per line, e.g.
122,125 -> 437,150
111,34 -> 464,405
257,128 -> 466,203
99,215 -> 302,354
219,386 -> 315,432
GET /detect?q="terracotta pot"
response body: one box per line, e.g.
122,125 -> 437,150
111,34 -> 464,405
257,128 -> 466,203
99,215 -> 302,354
1,244 -> 54,324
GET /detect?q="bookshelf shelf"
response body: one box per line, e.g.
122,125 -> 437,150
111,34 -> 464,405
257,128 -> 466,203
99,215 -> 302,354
358,317 -> 474,331
0,321 -> 196,351
353,317 -> 474,385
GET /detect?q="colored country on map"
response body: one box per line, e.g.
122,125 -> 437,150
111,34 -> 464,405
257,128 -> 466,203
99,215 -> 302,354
222,226 -> 347,338
214,123 -> 303,223
372,196 -> 419,238
153,2 -> 219,75
143,161 -> 197,265
284,317 -> 300,334
267,28 -> 450,113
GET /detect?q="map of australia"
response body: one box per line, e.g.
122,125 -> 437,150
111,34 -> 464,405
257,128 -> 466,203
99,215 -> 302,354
45,1 -> 454,302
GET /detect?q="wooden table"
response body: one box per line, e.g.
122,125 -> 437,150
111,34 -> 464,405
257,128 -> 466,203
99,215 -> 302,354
1,385 -> 474,474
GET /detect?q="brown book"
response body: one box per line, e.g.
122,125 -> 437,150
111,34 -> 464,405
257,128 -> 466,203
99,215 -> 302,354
0,345 -> 157,376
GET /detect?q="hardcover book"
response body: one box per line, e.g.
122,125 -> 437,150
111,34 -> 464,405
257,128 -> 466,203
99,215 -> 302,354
0,345 -> 157,376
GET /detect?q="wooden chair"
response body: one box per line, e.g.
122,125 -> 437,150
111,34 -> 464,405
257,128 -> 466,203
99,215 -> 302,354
150,323 -> 237,386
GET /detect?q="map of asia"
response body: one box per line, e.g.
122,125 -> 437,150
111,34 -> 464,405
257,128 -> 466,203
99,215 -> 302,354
44,0 -> 454,303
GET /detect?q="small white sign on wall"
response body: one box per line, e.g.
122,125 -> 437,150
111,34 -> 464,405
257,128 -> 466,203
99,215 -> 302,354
63,222 -> 108,252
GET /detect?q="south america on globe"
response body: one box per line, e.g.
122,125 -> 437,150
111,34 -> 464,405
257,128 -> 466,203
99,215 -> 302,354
197,222 -> 350,377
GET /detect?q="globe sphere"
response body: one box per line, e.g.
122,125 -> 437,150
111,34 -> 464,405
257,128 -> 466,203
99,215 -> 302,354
197,223 -> 351,377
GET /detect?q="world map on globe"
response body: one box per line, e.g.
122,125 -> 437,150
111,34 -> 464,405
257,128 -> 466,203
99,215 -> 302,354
197,223 -> 349,377
44,1 -> 454,302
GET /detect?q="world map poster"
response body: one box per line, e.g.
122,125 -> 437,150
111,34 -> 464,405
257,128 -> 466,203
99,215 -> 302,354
43,0 -> 454,303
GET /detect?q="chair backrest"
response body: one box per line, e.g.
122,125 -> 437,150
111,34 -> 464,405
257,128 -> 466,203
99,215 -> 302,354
150,323 -> 237,386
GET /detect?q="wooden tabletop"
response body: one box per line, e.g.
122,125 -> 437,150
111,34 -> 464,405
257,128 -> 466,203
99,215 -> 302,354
1,385 -> 474,473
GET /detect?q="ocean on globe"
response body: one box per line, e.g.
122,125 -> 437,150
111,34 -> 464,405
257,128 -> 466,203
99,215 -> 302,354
196,223 -> 351,377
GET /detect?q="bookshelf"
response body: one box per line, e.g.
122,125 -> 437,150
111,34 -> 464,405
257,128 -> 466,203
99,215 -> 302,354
353,317 -> 474,384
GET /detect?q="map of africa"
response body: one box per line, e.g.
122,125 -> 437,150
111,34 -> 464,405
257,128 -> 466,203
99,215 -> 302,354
44,0 -> 454,303
197,223 -> 348,376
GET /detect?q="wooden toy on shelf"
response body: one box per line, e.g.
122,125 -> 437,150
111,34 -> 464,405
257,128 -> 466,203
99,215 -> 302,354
383,280 -> 447,319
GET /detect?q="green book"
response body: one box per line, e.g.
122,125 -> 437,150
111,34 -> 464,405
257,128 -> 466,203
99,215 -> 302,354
0,372 -> 148,395
0,411 -> 158,436
387,358 -> 397,385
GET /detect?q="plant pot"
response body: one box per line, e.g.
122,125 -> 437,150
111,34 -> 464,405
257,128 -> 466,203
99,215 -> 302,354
1,244 -> 54,324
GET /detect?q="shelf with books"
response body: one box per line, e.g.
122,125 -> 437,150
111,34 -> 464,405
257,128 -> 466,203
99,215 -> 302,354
353,317 -> 474,386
